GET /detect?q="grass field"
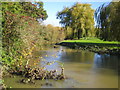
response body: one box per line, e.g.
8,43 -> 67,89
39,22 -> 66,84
62,37 -> 120,45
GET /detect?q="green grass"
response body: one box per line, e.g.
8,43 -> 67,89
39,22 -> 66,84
62,37 -> 120,45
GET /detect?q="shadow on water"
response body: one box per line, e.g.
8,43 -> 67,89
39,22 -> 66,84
3,46 -> 119,88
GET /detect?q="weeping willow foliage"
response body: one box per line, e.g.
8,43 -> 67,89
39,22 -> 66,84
57,3 -> 95,39
95,1 -> 120,41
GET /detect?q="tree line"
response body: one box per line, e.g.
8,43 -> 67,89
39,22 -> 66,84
57,1 -> 120,41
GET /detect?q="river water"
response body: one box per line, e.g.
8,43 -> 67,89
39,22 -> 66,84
4,46 -> 119,88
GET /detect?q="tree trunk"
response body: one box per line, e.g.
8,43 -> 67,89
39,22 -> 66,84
78,29 -> 82,39
72,29 -> 75,39
77,22 -> 82,39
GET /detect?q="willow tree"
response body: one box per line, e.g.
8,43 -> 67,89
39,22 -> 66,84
56,7 -> 72,39
95,1 -> 120,41
57,3 -> 94,39
71,3 -> 95,39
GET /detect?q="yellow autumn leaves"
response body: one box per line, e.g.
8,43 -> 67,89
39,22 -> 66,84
22,46 -> 35,57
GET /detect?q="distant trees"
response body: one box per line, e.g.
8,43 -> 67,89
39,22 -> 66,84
57,3 -> 95,39
95,1 -> 120,41
42,24 -> 65,44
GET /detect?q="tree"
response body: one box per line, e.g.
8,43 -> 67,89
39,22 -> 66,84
95,1 -> 120,41
57,7 -> 72,39
57,3 -> 95,39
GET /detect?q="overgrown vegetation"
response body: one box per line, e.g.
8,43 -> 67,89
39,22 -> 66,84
1,2 -> 65,86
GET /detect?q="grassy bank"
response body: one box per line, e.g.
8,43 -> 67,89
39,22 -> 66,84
62,37 -> 120,46
59,37 -> 120,54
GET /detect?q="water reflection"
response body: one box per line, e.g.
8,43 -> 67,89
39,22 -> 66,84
94,53 -> 118,70
40,46 -> 119,71
57,46 -> 95,63
39,46 -> 119,87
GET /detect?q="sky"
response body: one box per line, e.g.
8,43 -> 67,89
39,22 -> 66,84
41,1 -> 112,27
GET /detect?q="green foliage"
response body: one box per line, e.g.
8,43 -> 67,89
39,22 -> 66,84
57,3 -> 95,39
2,2 -> 48,21
95,1 -> 120,41
1,2 -> 64,73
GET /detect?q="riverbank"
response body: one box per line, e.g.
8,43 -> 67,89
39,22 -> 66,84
57,38 -> 120,55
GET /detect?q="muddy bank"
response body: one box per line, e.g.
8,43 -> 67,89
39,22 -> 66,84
57,42 -> 120,55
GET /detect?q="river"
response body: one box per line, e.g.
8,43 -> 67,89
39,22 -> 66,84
4,46 -> 119,88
